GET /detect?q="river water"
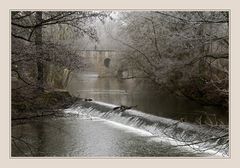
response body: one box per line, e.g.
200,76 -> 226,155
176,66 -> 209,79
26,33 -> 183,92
11,117 -> 207,157
11,71 -> 229,157
67,72 -> 228,124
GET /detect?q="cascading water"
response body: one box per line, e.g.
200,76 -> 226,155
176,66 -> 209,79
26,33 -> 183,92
64,100 -> 229,157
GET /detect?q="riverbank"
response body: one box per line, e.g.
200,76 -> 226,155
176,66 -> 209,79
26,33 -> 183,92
11,89 -> 79,125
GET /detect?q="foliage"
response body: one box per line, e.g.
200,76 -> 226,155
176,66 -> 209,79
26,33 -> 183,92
112,11 -> 229,107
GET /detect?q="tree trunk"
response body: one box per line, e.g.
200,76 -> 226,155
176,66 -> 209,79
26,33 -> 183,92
35,11 -> 44,92
197,23 -> 206,76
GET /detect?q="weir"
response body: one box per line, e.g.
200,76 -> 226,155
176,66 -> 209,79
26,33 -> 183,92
64,100 -> 229,157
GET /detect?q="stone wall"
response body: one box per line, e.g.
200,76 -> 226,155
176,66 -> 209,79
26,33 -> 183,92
80,50 -> 122,77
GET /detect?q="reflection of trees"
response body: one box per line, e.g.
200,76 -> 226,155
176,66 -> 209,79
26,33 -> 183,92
12,136 -> 35,156
11,113 -> 229,157
11,113 -> 76,156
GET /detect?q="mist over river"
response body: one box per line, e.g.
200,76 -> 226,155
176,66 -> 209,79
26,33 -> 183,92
11,10 -> 229,158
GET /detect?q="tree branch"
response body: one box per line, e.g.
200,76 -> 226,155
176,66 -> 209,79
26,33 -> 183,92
12,69 -> 35,86
12,33 -> 32,42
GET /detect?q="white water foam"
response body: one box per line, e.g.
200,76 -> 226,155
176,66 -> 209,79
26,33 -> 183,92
100,119 -> 154,136
64,101 -> 228,157
93,101 -> 117,108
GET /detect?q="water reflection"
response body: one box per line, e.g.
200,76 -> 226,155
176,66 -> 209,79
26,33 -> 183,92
11,72 -> 228,157
12,118 -> 206,157
67,72 -> 228,124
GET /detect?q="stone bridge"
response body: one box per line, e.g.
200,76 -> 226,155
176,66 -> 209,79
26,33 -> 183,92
80,50 -> 125,77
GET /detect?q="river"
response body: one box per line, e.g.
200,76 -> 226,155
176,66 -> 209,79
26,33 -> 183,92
67,72 -> 228,125
11,71 -> 229,157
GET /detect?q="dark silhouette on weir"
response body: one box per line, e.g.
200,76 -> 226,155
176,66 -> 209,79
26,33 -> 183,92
84,98 -> 93,102
113,105 -> 138,111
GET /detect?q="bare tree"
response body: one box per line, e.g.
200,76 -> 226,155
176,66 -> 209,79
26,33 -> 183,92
11,11 -> 109,92
111,11 -> 228,107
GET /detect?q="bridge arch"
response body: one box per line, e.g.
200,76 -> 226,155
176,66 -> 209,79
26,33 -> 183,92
80,50 -> 121,77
